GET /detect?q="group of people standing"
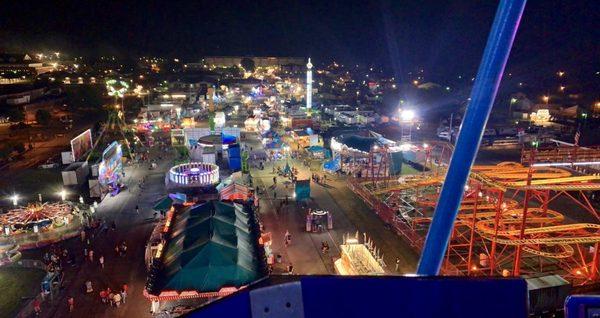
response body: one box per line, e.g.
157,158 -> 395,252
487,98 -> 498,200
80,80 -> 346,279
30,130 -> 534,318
98,284 -> 128,308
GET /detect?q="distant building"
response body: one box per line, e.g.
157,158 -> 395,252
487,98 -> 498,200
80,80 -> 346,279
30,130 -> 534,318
0,85 -> 46,105
0,53 -> 54,75
203,56 -> 304,68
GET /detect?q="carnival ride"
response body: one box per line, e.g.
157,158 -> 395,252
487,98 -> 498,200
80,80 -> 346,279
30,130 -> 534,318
0,202 -> 90,257
349,149 -> 600,289
166,162 -> 220,188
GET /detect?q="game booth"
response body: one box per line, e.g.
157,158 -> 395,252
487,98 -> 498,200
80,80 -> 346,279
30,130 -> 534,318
263,139 -> 287,160
295,179 -> 311,201
305,145 -> 331,159
244,116 -> 260,132
292,128 -> 319,148
334,232 -> 386,276
305,209 -> 332,232
323,155 -> 341,174
217,173 -> 252,201
189,133 -> 240,169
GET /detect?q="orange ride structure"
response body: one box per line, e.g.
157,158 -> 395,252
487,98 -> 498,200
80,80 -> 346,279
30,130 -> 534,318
348,158 -> 600,290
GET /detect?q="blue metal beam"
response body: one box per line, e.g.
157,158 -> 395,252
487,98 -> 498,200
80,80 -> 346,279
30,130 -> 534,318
417,0 -> 527,275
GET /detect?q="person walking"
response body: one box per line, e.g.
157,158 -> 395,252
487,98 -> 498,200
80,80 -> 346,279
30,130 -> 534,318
121,284 -> 128,304
114,292 -> 122,307
395,258 -> 400,272
68,297 -> 74,312
80,230 -> 86,242
99,255 -> 104,269
287,263 -> 294,275
33,298 -> 41,316
88,249 -> 94,262
100,289 -> 108,304
85,280 -> 93,293
120,242 -> 128,257
135,205 -> 139,214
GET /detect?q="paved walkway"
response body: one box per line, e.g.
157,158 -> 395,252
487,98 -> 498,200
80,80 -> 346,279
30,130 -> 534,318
32,142 -> 172,318
247,132 -> 419,276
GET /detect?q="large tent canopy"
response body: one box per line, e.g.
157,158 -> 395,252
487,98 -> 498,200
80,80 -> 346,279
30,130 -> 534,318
157,201 -> 262,293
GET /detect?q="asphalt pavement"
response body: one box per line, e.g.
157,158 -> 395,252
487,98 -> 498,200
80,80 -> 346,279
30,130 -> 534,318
247,132 -> 419,276
34,146 -> 172,318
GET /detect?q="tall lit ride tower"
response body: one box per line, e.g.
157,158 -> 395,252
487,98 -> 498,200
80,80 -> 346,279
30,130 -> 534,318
306,58 -> 313,111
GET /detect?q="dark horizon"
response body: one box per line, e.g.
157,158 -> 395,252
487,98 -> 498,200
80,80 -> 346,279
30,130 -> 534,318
1,1 -> 598,83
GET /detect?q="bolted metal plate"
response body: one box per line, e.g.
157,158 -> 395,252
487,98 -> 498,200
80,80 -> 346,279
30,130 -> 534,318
250,281 -> 305,318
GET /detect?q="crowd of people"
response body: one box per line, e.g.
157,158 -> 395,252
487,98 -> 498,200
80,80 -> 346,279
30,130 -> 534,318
98,284 -> 128,308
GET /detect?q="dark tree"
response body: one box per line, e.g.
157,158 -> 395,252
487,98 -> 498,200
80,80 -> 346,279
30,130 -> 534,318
1,107 -> 25,122
35,109 -> 51,125
240,58 -> 255,73
64,85 -> 105,111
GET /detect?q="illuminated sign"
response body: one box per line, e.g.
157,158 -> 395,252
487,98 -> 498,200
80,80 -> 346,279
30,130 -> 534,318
98,141 -> 123,186
70,129 -> 93,161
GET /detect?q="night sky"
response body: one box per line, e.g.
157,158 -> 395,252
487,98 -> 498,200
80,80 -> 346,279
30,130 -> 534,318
1,0 -> 598,81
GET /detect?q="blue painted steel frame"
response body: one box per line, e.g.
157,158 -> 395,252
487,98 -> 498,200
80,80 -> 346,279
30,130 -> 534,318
565,295 -> 600,318
417,0 -> 527,275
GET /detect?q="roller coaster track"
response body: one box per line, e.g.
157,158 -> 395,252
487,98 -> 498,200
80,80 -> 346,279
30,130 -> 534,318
416,193 -> 520,211
362,162 -> 600,258
472,162 -> 600,191
370,162 -> 600,195
413,207 -> 600,258
368,175 -> 444,195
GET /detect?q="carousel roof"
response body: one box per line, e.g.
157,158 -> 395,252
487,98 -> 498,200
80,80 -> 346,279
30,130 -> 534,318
0,202 -> 74,226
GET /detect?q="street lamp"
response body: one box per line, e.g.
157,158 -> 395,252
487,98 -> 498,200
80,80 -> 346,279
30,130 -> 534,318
542,96 -> 550,104
57,189 -> 67,201
400,109 -> 416,122
10,194 -> 19,207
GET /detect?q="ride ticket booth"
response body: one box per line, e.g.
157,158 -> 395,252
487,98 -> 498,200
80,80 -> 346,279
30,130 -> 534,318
306,210 -> 333,232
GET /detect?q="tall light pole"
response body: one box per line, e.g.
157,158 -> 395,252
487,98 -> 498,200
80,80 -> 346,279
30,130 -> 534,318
58,190 -> 67,201
306,58 -> 313,112
10,194 -> 19,207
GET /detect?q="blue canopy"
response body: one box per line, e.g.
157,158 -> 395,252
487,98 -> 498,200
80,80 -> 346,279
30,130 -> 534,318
323,156 -> 341,172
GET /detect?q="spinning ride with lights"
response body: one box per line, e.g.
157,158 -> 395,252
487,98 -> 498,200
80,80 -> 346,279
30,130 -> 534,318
167,162 -> 220,188
0,202 -> 74,231
0,201 -> 90,255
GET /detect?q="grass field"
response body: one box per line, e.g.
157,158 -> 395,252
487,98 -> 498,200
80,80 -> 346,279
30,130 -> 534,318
0,267 -> 46,317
